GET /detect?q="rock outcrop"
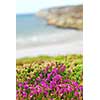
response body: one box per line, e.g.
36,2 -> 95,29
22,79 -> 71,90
36,5 -> 83,30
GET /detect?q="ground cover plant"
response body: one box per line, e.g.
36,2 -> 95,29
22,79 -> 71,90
16,54 -> 83,100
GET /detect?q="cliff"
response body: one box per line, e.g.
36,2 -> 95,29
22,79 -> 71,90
36,5 -> 83,30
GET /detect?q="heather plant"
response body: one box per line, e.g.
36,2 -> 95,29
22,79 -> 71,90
16,63 -> 83,84
16,63 -> 83,100
66,64 -> 83,84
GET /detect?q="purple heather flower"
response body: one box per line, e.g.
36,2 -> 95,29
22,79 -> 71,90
51,68 -> 58,75
24,84 -> 29,89
72,81 -> 78,87
59,65 -> 66,72
29,85 -> 34,90
56,86 -> 60,92
47,73 -> 52,80
63,88 -> 67,93
36,85 -> 42,93
36,77 -> 40,81
50,81 -> 56,90
16,93 -> 18,97
71,98 -> 74,100
22,91 -> 27,98
44,66 -> 49,74
24,81 -> 28,84
41,81 -> 49,88
16,90 -> 19,93
51,98 -> 54,100
46,66 -> 50,71
53,74 -> 62,82
44,90 -> 48,96
67,85 -> 72,92
64,79 -> 71,83
58,84 -> 67,88
74,91 -> 79,97
18,83 -> 23,88
59,88 -> 65,94
79,85 -> 83,91
75,87 -> 79,91
30,92 -> 33,98
39,73 -> 43,78
33,89 -> 37,94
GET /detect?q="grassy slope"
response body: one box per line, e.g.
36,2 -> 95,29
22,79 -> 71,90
16,54 -> 83,66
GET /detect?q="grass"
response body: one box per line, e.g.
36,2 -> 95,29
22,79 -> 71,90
16,54 -> 83,66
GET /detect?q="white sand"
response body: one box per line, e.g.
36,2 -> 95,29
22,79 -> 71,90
16,40 -> 82,58
16,30 -> 83,58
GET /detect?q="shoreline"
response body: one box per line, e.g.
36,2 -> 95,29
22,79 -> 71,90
16,41 -> 82,59
16,29 -> 82,50
16,30 -> 82,59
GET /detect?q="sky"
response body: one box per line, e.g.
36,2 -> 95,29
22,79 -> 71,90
16,0 -> 83,14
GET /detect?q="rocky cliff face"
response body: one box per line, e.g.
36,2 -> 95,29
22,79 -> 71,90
36,5 -> 83,30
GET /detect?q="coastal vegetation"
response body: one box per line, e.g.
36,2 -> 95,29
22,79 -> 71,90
16,54 -> 83,100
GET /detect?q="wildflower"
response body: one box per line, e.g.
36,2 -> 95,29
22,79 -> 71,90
33,89 -> 37,94
51,68 -> 58,75
39,73 -> 43,78
79,85 -> 83,91
35,85 -> 42,94
59,65 -> 66,72
24,81 -> 28,84
67,85 -> 72,92
16,61 -> 83,99
56,86 -> 60,93
36,77 -> 40,81
24,84 -> 29,89
51,99 -> 54,100
44,90 -> 48,96
46,66 -> 50,71
29,92 -> 33,98
59,88 -> 65,94
22,91 -> 27,98
41,81 -> 49,88
72,81 -> 78,87
16,93 -> 18,98
50,81 -> 56,90
71,98 -> 74,100
64,79 -> 70,83
74,91 -> 79,97
58,84 -> 67,88
18,83 -> 23,88
47,73 -> 52,80
53,74 -> 62,82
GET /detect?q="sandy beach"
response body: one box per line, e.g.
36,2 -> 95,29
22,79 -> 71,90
16,30 -> 83,58
16,40 -> 82,58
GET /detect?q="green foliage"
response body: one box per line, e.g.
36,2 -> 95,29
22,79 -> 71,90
16,54 -> 83,84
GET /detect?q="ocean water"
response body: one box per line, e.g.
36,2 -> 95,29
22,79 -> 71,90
16,14 -> 82,50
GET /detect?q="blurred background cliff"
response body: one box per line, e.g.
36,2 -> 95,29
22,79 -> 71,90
37,5 -> 83,30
